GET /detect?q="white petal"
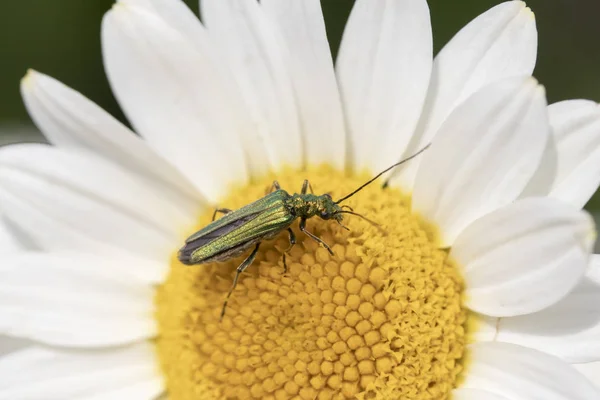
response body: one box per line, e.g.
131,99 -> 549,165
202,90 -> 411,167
117,0 -> 273,180
390,1 -> 537,189
80,379 -> 164,400
0,213 -> 39,252
519,132 -> 558,198
0,144 -> 191,261
462,342 -> 600,399
452,388 -> 509,400
473,255 -> 600,363
261,0 -> 346,168
336,0 -> 432,173
473,280 -> 600,363
412,77 -> 549,246
20,70 -> 201,203
471,258 -> 600,363
119,0 -> 207,46
0,252 -> 160,347
102,4 -> 255,201
0,215 -> 24,253
547,100 -> 600,208
0,343 -> 163,400
0,336 -> 30,356
201,0 -> 303,169
452,197 -> 594,317
575,363 -> 600,390
587,254 -> 600,284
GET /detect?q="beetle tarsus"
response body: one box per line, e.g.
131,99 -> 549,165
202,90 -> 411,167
299,218 -> 334,256
220,243 -> 261,321
282,228 -> 296,274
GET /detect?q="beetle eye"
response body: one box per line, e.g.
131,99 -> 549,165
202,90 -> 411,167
320,210 -> 329,218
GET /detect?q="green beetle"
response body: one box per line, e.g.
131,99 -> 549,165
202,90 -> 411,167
178,146 -> 429,319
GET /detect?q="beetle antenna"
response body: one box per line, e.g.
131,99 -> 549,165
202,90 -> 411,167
334,210 -> 384,232
335,144 -> 430,204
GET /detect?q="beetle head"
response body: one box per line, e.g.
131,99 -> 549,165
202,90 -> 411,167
317,194 -> 343,222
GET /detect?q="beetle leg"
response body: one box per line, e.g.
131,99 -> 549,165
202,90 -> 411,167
267,180 -> 282,194
282,228 -> 296,274
212,207 -> 233,221
337,220 -> 350,231
221,244 -> 260,321
300,179 -> 314,195
299,218 -> 334,255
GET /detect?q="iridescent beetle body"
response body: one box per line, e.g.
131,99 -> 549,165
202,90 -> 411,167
178,146 -> 429,319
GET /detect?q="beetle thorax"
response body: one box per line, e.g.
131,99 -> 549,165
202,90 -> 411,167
285,193 -> 343,222
286,194 -> 322,218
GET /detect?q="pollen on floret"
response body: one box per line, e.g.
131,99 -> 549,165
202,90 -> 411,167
155,166 -> 467,399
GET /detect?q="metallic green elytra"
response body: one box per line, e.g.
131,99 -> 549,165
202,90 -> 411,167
178,146 -> 429,320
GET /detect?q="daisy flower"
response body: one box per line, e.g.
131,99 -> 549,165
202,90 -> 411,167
1,0 -> 599,399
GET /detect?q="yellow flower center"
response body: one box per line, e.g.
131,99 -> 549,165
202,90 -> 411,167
155,166 -> 467,399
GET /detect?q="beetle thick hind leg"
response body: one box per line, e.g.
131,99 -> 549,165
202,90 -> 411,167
220,244 -> 260,321
299,218 -> 334,255
212,207 -> 232,221
282,228 -> 296,274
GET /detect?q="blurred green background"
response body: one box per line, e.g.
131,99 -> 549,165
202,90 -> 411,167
0,0 -> 598,211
